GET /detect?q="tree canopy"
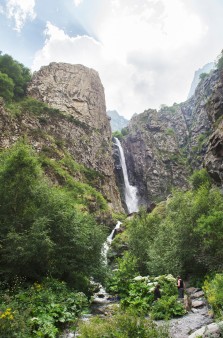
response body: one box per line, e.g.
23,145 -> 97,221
0,142 -> 106,288
0,53 -> 31,101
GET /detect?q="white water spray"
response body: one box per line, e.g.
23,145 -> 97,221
114,137 -> 139,213
102,221 -> 122,264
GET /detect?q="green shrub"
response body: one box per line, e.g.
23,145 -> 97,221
0,71 -> 14,102
0,278 -> 88,337
121,126 -> 129,136
106,251 -> 139,298
78,310 -> 170,338
112,130 -> 123,140
199,72 -> 208,81
0,142 -> 106,287
151,296 -> 186,320
107,271 -> 185,319
165,128 -> 175,136
203,274 -> 223,319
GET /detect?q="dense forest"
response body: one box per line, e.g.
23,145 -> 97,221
0,53 -> 223,337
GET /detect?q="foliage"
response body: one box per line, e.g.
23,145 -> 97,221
40,155 -> 108,213
6,96 -> 62,118
127,207 -> 165,275
0,71 -> 14,102
125,169 -> 223,279
0,142 -> 106,287
112,130 -> 123,140
0,53 -> 31,100
19,96 -> 61,116
121,126 -> 129,136
0,278 -> 88,337
106,251 -> 139,298
203,274 -> 223,319
151,295 -> 186,320
107,272 -> 185,319
78,310 -> 170,338
165,128 -> 175,136
189,168 -> 211,190
199,72 -> 208,81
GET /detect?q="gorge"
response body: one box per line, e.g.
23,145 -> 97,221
0,52 -> 223,338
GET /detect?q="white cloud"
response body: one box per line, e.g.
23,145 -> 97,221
32,22 -> 103,71
32,0 -> 219,118
6,0 -> 36,32
73,0 -> 83,7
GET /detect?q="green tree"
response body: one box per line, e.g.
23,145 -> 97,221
199,72 -> 208,81
0,71 -> 14,102
126,170 -> 223,279
0,54 -> 31,100
189,168 -> 211,190
127,205 -> 166,275
0,142 -> 106,288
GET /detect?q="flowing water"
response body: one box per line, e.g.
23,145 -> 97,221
114,137 -> 138,213
102,221 -> 122,264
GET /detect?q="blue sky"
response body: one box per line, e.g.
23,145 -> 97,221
1,0 -> 223,118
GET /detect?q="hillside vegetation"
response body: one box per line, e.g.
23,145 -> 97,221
0,53 -> 223,337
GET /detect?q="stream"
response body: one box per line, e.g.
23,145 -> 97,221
61,139 -> 216,338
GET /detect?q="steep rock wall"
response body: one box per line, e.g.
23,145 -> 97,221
0,63 -> 123,212
119,68 -> 223,205
121,109 -> 190,205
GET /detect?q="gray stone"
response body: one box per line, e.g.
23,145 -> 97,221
191,291 -> 205,299
192,300 -> 206,308
189,321 -> 223,338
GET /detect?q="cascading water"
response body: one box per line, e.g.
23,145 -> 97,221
114,137 -> 139,213
102,221 -> 122,264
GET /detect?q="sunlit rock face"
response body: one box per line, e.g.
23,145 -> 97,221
119,68 -> 223,205
27,62 -> 123,211
28,63 -> 109,131
0,62 -> 123,212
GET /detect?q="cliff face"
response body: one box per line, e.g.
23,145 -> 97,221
121,109 -> 190,205
0,62 -> 123,212
119,68 -> 223,205
203,70 -> 223,184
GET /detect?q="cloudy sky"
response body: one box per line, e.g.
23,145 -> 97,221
0,0 -> 223,118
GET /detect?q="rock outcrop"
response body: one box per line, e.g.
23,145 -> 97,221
120,108 -> 190,205
0,62 -> 123,212
117,68 -> 223,205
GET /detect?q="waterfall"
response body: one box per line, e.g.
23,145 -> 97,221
102,221 -> 122,264
114,137 -> 139,213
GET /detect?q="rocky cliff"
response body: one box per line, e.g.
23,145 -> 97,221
117,67 -> 223,205
0,62 -> 123,212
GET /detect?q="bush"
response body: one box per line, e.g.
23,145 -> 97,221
0,142 -> 106,287
189,168 -> 211,190
151,296 -> 186,320
112,131 -> 123,140
78,310 -> 170,338
203,274 -> 223,319
108,271 -> 185,319
0,278 -> 88,337
0,71 -> 14,102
